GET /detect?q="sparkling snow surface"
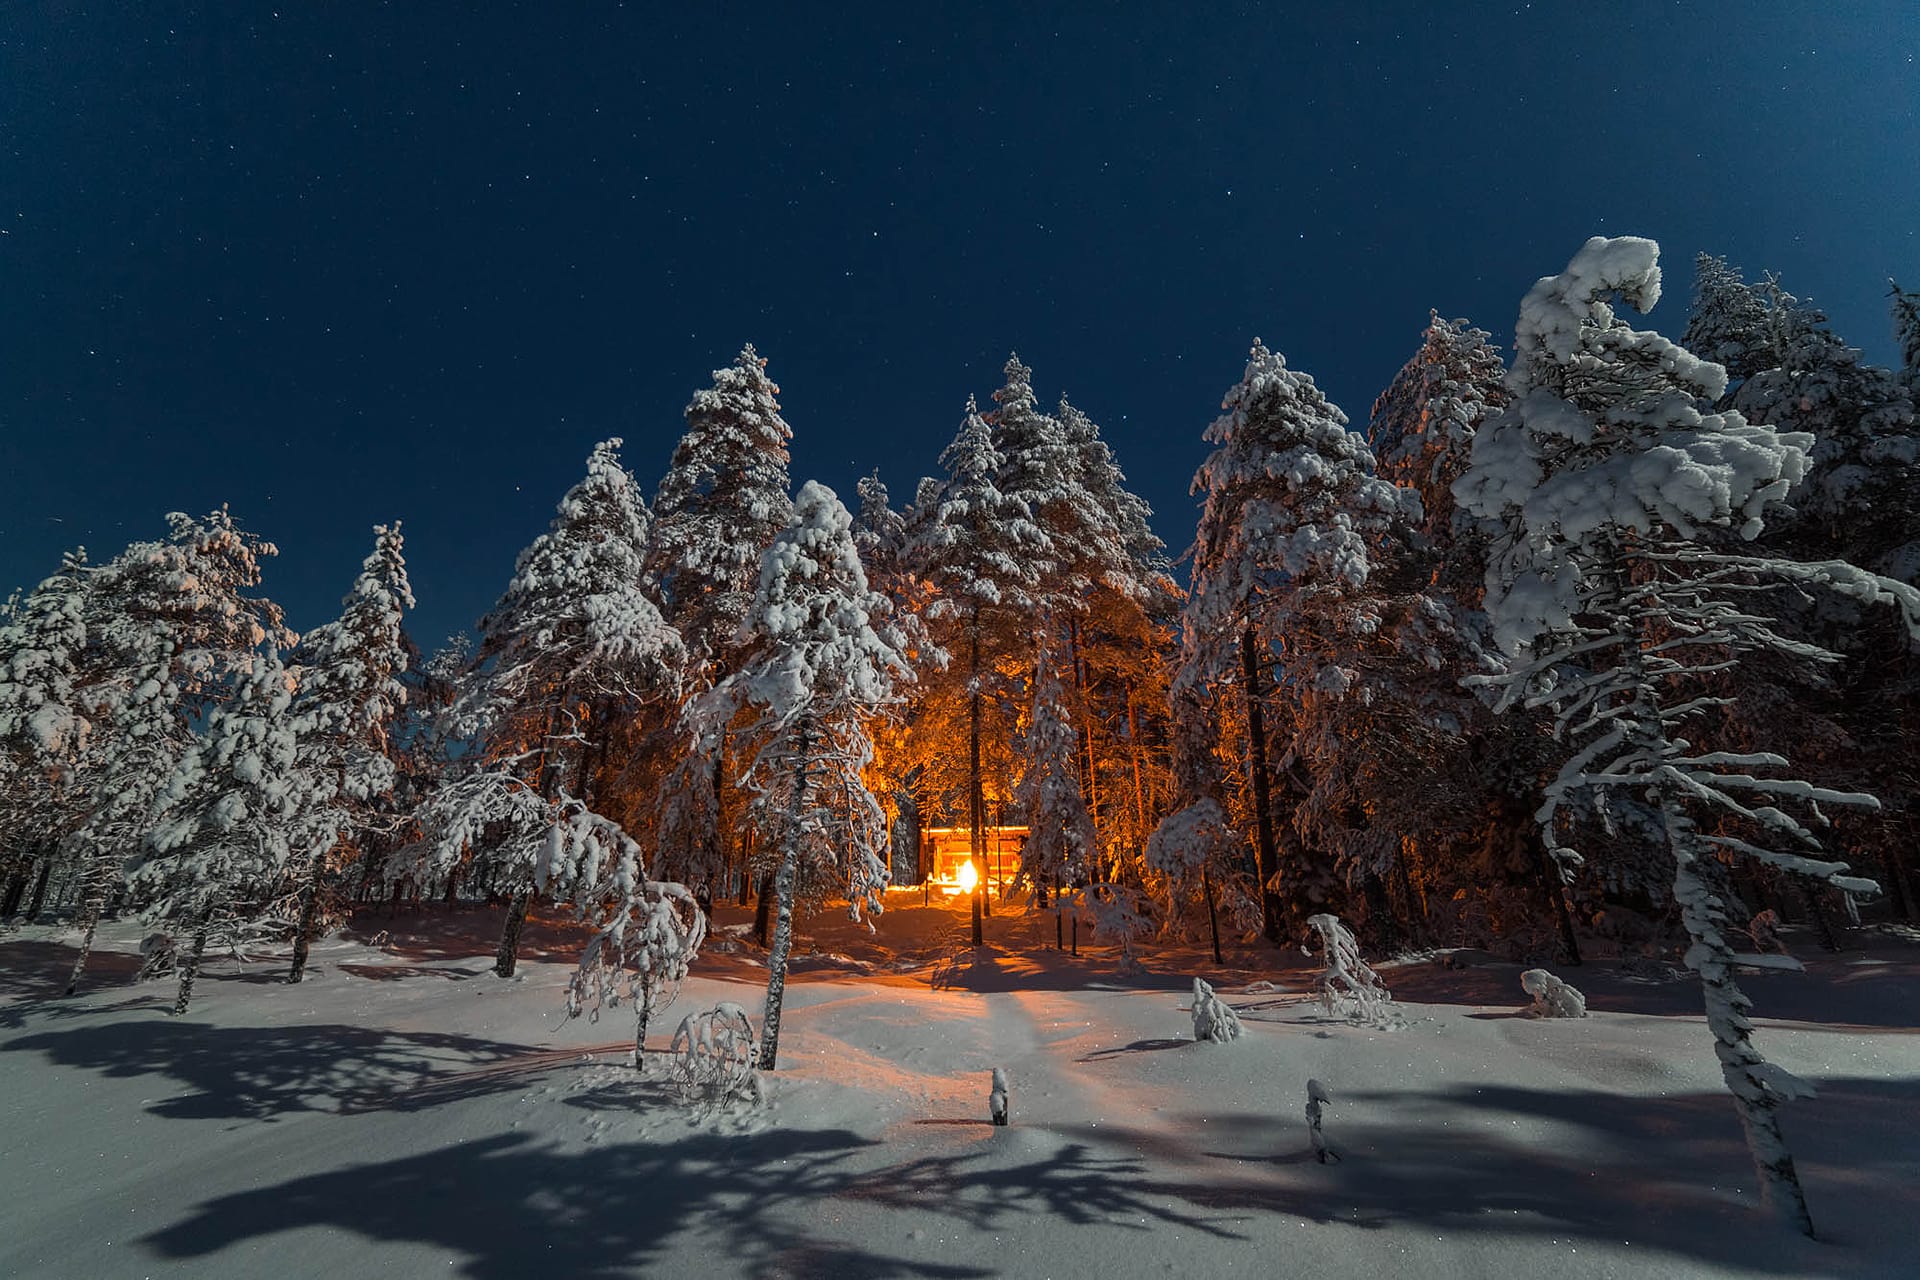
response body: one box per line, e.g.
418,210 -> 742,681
3,899 -> 1917,1278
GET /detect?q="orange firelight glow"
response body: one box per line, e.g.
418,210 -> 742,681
956,860 -> 979,894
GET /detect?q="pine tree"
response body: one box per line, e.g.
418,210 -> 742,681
1188,340 -> 1416,940
1455,234 -> 1920,1237
283,523 -> 415,982
1684,253 -> 1774,391
1893,279 -> 1920,392
1368,312 -> 1507,568
3,511 -> 288,996
647,344 -> 795,667
908,398 -> 1046,944
134,646 -> 304,1014
423,439 -> 681,977
646,345 -> 795,909
728,481 -> 912,1069
1016,638 -> 1095,946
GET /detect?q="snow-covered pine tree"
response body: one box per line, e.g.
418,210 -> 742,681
423,439 -> 681,977
0,555 -> 92,921
5,511 -> 288,996
1892,279 -> 1920,391
646,346 -> 795,907
1684,253 -> 1775,393
1455,234 -> 1920,1237
1729,273 -> 1919,576
1015,637 -> 1095,945
1188,340 -> 1419,940
908,397 -> 1046,945
647,343 -> 795,669
568,877 -> 707,1069
729,481 -> 912,1069
134,645 -> 304,1014
282,523 -> 415,982
1368,311 -> 1507,573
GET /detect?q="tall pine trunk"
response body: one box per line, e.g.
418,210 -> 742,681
494,891 -> 531,978
1240,620 -> 1283,944
173,901 -> 214,1016
634,975 -> 656,1070
25,856 -> 53,922
63,851 -> 112,997
968,612 -> 985,946
288,841 -> 331,983
758,723 -> 810,1071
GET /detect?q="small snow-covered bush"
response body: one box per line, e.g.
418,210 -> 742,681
669,1003 -> 764,1106
1304,913 -> 1399,1029
1078,884 -> 1153,975
1519,968 -> 1588,1018
1190,977 -> 1243,1043
566,879 -> 707,1069
988,1067 -> 1010,1126
137,931 -> 177,981
1305,1078 -> 1337,1163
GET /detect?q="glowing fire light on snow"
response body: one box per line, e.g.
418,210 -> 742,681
956,860 -> 979,894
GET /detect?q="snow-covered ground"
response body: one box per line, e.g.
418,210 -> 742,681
3,894 -> 1917,1279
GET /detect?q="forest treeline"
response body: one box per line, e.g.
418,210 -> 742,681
3,240 -> 1918,995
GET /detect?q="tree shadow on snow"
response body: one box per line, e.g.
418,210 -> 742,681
1189,1076 -> 1920,1271
142,1127 -> 991,1280
130,1078 -> 1920,1277
0,1020 -> 544,1120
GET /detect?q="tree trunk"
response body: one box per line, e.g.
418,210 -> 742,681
172,903 -> 215,1016
1528,830 -> 1583,965
288,842 -> 331,983
753,873 -> 773,946
494,890 -> 531,978
969,611 -> 986,947
759,725 -> 811,1071
1240,621 -> 1283,944
634,977 -> 655,1070
1203,866 -> 1223,966
1,865 -> 27,918
63,854 -> 111,997
24,856 -> 53,922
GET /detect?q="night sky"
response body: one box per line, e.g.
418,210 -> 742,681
5,3 -> 1917,649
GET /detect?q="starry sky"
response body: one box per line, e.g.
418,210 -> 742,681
4,2 -> 1917,648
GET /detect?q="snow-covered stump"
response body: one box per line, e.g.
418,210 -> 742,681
989,1067 -> 1010,1126
1520,968 -> 1588,1018
1304,913 -> 1398,1029
670,1003 -> 764,1107
1305,1078 -> 1337,1164
1190,977 -> 1243,1043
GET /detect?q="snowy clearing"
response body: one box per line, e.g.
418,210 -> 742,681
3,895 -> 1918,1279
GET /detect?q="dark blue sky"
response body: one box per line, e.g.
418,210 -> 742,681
5,2 -> 1916,648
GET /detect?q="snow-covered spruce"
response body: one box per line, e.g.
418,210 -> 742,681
1016,636 -> 1095,924
1187,339 -> 1420,940
647,344 -> 796,672
1190,977 -> 1243,1043
906,397 -> 1044,944
133,645 -> 306,1015
726,481 -> 913,1070
1456,234 -> 1920,1237
1,510 -> 289,998
669,1003 -> 764,1106
1304,913 -> 1398,1029
1077,882 -> 1154,976
1520,968 -> 1587,1019
281,523 -> 415,983
424,439 -> 681,978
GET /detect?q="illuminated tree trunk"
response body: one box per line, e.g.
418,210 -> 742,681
1203,866 -> 1223,965
969,611 -> 986,946
494,890 -> 531,977
1240,620 -> 1283,944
